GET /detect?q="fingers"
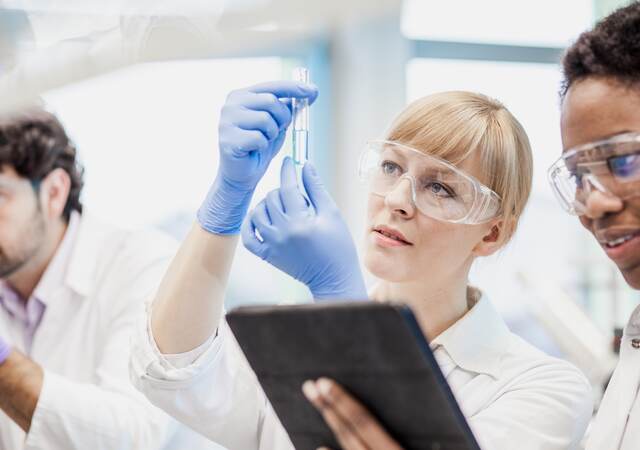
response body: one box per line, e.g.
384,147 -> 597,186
303,381 -> 369,450
247,80 -> 319,105
268,130 -> 288,161
229,108 -> 280,141
302,162 -> 337,213
246,199 -> 276,242
218,125 -> 269,157
279,157 -> 308,215
265,189 -> 286,225
303,379 -> 404,450
239,92 -> 292,129
222,87 -> 296,148
241,217 -> 265,259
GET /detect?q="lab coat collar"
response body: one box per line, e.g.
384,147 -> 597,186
32,210 -> 81,305
64,211 -> 118,298
430,295 -> 510,379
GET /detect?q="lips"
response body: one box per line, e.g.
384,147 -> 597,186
372,225 -> 412,245
595,226 -> 640,248
593,225 -> 640,266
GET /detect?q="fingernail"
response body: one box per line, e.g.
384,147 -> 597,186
307,163 -> 317,176
317,378 -> 332,397
302,380 -> 318,400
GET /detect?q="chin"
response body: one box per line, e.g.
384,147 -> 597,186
621,266 -> 640,290
364,249 -> 412,283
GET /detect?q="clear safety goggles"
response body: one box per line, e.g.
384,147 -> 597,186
358,140 -> 502,224
548,132 -> 640,215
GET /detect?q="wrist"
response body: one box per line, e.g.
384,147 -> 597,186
197,176 -> 255,235
310,276 -> 368,302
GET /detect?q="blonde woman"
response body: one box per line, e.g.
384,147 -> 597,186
130,84 -> 592,450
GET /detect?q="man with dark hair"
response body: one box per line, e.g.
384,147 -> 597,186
0,108 -> 219,449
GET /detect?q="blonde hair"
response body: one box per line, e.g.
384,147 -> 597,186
386,91 -> 533,246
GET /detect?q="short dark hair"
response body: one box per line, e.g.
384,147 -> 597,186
0,108 -> 84,221
562,1 -> 640,97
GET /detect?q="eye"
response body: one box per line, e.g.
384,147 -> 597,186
425,181 -> 455,198
609,152 -> 640,180
380,160 -> 402,177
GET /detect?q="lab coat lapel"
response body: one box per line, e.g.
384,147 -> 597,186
30,213 -> 122,364
587,335 -> 640,450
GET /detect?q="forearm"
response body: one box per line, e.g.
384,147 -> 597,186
24,370 -> 169,450
151,222 -> 238,353
0,350 -> 43,432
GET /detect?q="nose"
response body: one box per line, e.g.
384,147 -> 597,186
384,176 -> 416,218
582,190 -> 624,219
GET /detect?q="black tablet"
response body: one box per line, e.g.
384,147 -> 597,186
226,301 -> 480,450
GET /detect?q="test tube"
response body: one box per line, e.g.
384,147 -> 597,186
291,67 -> 309,166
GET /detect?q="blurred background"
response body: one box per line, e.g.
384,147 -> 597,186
0,0 -> 636,402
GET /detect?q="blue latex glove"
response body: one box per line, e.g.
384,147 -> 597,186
198,81 -> 318,234
242,157 -> 368,301
0,336 -> 11,365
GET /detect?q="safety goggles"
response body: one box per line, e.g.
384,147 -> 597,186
358,140 -> 502,224
548,132 -> 640,215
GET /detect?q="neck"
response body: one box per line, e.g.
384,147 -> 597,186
373,271 -> 471,341
7,220 -> 68,301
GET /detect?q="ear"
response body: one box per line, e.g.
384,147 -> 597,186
472,219 -> 507,257
38,168 -> 71,221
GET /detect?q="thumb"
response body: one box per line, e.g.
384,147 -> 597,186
302,162 -> 335,213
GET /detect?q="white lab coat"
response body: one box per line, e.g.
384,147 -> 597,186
586,303 -> 640,450
131,294 -> 594,450
0,212 -> 221,450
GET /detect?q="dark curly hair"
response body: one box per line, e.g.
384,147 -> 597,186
0,108 -> 84,222
562,1 -> 640,97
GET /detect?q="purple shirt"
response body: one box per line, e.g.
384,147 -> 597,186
0,213 -> 79,353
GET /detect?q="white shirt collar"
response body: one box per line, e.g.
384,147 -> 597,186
430,295 -> 511,378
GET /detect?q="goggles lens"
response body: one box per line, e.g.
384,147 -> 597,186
548,132 -> 640,214
359,141 -> 501,224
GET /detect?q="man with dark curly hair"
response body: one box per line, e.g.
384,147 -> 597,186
0,107 -> 221,449
548,2 -> 640,449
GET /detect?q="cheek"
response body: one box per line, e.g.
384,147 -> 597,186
366,194 -> 383,221
0,198 -> 39,241
578,215 -> 592,233
413,220 -> 482,264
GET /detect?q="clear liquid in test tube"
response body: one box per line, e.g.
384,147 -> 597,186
291,67 -> 309,166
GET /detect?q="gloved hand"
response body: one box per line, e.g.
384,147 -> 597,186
198,81 -> 318,234
242,157 -> 368,301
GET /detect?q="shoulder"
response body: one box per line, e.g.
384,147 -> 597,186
500,332 -> 592,402
79,214 -> 178,263
473,295 -> 591,394
74,214 -> 179,290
